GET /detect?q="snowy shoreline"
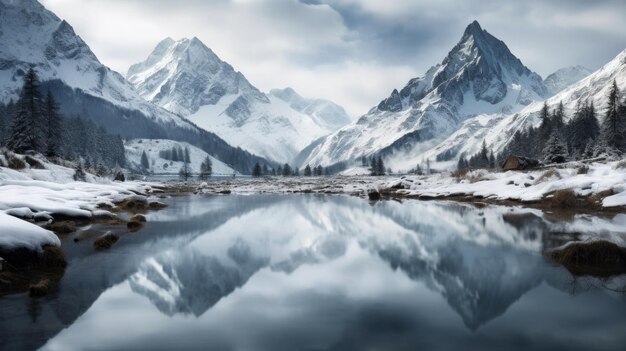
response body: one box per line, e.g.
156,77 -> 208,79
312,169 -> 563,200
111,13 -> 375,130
196,161 -> 626,211
0,155 -> 168,259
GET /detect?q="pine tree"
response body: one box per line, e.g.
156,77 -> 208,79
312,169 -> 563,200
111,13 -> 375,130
567,100 -> 599,158
489,151 -> 496,169
376,156 -> 385,176
277,165 -> 283,176
361,156 -> 367,167
43,91 -> 62,157
199,156 -> 213,180
179,162 -> 191,181
370,157 -> 379,176
543,133 -> 568,164
597,80 -> 623,156
0,104 -> 7,146
536,102 -> 552,154
171,146 -> 179,162
415,163 -> 423,175
304,164 -> 312,176
140,150 -> 150,170
8,68 -> 44,153
252,162 -> 262,177
282,163 -> 292,176
551,101 -> 565,132
184,146 -> 191,164
294,167 -> 300,176
456,157 -> 468,171
73,160 -> 87,181
262,164 -> 269,175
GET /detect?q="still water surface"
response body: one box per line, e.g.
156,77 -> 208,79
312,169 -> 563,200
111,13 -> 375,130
1,195 -> 625,351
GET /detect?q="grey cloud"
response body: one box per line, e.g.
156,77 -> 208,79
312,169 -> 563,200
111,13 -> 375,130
40,0 -> 626,117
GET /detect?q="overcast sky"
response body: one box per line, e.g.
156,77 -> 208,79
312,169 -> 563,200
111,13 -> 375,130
40,0 -> 626,117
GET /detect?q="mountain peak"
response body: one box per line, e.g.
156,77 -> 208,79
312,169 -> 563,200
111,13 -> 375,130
127,36 -> 268,116
464,20 -> 483,37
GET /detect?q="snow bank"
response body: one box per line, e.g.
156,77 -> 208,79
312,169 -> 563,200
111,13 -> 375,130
383,161 -> 626,208
0,212 -> 60,251
0,154 -> 161,224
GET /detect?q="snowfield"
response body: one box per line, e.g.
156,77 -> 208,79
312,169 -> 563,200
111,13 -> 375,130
0,153 -> 162,253
198,161 -> 626,209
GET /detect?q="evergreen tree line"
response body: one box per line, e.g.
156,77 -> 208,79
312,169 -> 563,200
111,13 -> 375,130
0,68 -> 125,169
158,145 -> 190,163
361,155 -> 387,176
458,80 -> 625,171
251,162 -> 335,177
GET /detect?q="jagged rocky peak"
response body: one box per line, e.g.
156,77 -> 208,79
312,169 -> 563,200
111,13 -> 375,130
378,20 -> 547,112
127,36 -> 268,116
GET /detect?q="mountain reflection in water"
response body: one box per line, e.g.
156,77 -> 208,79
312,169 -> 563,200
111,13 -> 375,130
2,195 -> 625,351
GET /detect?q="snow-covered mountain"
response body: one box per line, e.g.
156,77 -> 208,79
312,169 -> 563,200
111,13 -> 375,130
0,0 -> 267,174
125,139 -> 238,176
301,21 -> 548,168
418,49 -> 626,170
128,38 -> 350,163
544,65 -> 593,96
269,87 -> 351,131
127,37 -> 268,117
0,0 -> 187,127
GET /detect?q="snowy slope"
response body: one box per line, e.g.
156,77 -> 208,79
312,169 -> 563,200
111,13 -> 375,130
418,48 -> 626,170
128,38 -> 350,163
544,65 -> 593,96
269,88 -> 351,131
0,0 -> 190,129
125,139 -> 238,176
302,21 -> 547,168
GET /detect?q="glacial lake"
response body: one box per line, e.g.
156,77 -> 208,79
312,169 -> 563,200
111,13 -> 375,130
1,194 -> 625,351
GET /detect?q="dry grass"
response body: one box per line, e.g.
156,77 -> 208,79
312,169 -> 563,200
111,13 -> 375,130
577,165 -> 590,175
45,221 -> 77,235
452,168 -> 470,180
148,201 -> 167,210
41,246 -> 67,268
549,189 -> 579,209
6,153 -> 26,170
93,232 -> 119,250
536,169 -> 561,183
130,214 -> 146,223
547,240 -> 626,277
